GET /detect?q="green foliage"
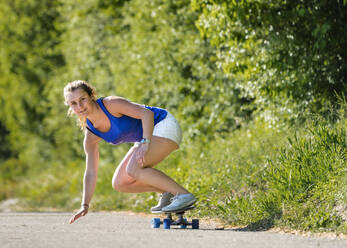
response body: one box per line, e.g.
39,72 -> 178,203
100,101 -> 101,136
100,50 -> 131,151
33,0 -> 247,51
218,110 -> 346,232
0,0 -> 346,234
192,0 -> 347,120
0,0 -> 65,199
267,124 -> 345,202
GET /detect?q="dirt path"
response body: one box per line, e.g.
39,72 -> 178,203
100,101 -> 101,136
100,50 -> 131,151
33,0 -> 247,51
0,212 -> 346,248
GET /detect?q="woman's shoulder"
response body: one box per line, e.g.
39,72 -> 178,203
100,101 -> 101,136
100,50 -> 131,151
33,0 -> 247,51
102,96 -> 129,107
101,96 -> 131,117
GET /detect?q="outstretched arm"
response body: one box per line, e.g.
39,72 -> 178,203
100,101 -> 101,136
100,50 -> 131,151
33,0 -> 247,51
69,130 -> 100,224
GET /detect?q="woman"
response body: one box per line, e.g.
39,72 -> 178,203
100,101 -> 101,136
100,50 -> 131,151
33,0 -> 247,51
65,80 -> 196,224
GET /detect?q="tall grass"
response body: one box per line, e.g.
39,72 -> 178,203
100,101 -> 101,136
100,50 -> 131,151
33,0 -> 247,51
212,106 -> 346,233
219,119 -> 346,232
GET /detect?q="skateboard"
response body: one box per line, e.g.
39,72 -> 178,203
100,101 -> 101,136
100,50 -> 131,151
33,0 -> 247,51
151,205 -> 199,229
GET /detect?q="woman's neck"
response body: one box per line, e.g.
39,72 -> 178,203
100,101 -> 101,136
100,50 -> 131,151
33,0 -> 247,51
86,101 -> 103,125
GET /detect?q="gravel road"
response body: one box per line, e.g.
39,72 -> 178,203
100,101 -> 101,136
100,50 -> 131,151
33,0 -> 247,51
0,212 -> 346,248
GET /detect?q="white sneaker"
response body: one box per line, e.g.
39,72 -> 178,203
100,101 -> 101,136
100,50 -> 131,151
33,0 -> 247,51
161,193 -> 197,212
151,192 -> 174,213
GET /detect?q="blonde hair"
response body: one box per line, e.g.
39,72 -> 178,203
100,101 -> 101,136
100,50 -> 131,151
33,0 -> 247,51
64,80 -> 97,130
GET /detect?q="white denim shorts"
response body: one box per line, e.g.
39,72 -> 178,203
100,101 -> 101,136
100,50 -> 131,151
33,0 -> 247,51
153,112 -> 182,146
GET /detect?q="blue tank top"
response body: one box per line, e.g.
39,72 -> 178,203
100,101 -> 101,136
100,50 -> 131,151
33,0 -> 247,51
86,98 -> 168,145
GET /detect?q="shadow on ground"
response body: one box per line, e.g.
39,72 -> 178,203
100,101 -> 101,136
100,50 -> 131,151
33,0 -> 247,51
232,217 -> 277,232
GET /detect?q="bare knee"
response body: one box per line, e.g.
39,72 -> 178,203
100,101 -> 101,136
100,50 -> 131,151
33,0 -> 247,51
112,174 -> 129,192
112,179 -> 121,191
112,180 -> 128,192
112,145 -> 140,192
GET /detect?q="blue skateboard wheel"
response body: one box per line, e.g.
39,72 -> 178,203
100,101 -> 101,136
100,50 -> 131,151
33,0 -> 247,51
180,218 -> 187,229
152,218 -> 161,228
163,218 -> 171,229
192,219 -> 199,229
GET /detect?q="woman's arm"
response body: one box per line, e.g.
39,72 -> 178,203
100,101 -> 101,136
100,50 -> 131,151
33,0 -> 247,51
81,131 -> 100,205
103,97 -> 154,165
104,96 -> 154,140
69,130 -> 101,224
103,97 -> 154,141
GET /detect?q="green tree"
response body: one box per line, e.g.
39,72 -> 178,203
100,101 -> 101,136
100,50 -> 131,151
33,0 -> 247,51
0,0 -> 64,184
192,0 -> 347,121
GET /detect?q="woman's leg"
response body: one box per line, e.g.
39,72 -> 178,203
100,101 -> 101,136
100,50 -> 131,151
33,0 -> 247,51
112,144 -> 163,193
125,136 -> 189,195
112,136 -> 189,195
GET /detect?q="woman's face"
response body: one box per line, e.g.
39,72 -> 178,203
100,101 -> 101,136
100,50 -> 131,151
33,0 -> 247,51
65,88 -> 94,117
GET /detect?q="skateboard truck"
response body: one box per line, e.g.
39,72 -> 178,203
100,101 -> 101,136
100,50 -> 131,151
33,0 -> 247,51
151,205 -> 199,229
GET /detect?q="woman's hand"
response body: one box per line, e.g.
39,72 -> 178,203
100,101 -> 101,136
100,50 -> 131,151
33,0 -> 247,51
135,143 -> 149,167
69,205 -> 89,224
